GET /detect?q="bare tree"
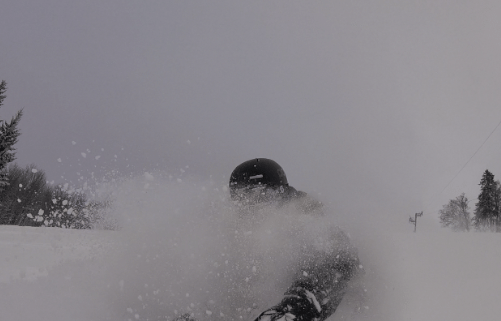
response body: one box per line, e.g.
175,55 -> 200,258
439,193 -> 471,232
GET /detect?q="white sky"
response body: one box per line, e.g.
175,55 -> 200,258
2,1 -> 501,229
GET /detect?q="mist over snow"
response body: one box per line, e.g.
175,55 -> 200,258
0,173 -> 364,321
0,173 -> 500,321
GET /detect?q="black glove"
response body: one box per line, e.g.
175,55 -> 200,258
253,287 -> 322,321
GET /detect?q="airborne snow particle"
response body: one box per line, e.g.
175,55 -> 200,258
31,168 -> 38,173
72,141 -> 76,145
95,155 -> 101,160
57,158 -> 62,162
81,153 -> 87,158
144,172 -> 154,181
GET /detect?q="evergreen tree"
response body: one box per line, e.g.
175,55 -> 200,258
492,180 -> 501,232
0,80 -> 23,191
473,170 -> 501,231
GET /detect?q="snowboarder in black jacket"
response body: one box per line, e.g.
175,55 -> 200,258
229,158 -> 362,321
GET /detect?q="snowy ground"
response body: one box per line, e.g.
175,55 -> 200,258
0,226 -> 115,283
1,177 -> 500,321
356,231 -> 501,321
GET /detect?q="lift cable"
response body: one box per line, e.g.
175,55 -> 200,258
439,118 -> 501,196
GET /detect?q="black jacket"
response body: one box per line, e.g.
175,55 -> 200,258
253,187 -> 361,321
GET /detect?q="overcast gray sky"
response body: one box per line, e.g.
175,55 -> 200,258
2,1 -> 501,230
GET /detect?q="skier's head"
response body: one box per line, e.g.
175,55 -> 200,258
229,158 -> 290,205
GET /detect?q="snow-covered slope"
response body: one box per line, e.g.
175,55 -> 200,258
2,226 -> 500,321
1,177 -> 500,321
0,225 -> 115,283
356,231 -> 501,321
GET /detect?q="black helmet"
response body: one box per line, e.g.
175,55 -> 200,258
229,158 -> 289,202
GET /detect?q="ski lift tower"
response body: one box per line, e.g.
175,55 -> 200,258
409,211 -> 423,232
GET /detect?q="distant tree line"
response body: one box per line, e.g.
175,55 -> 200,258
0,80 -> 112,229
439,169 -> 501,232
0,163 -> 112,228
